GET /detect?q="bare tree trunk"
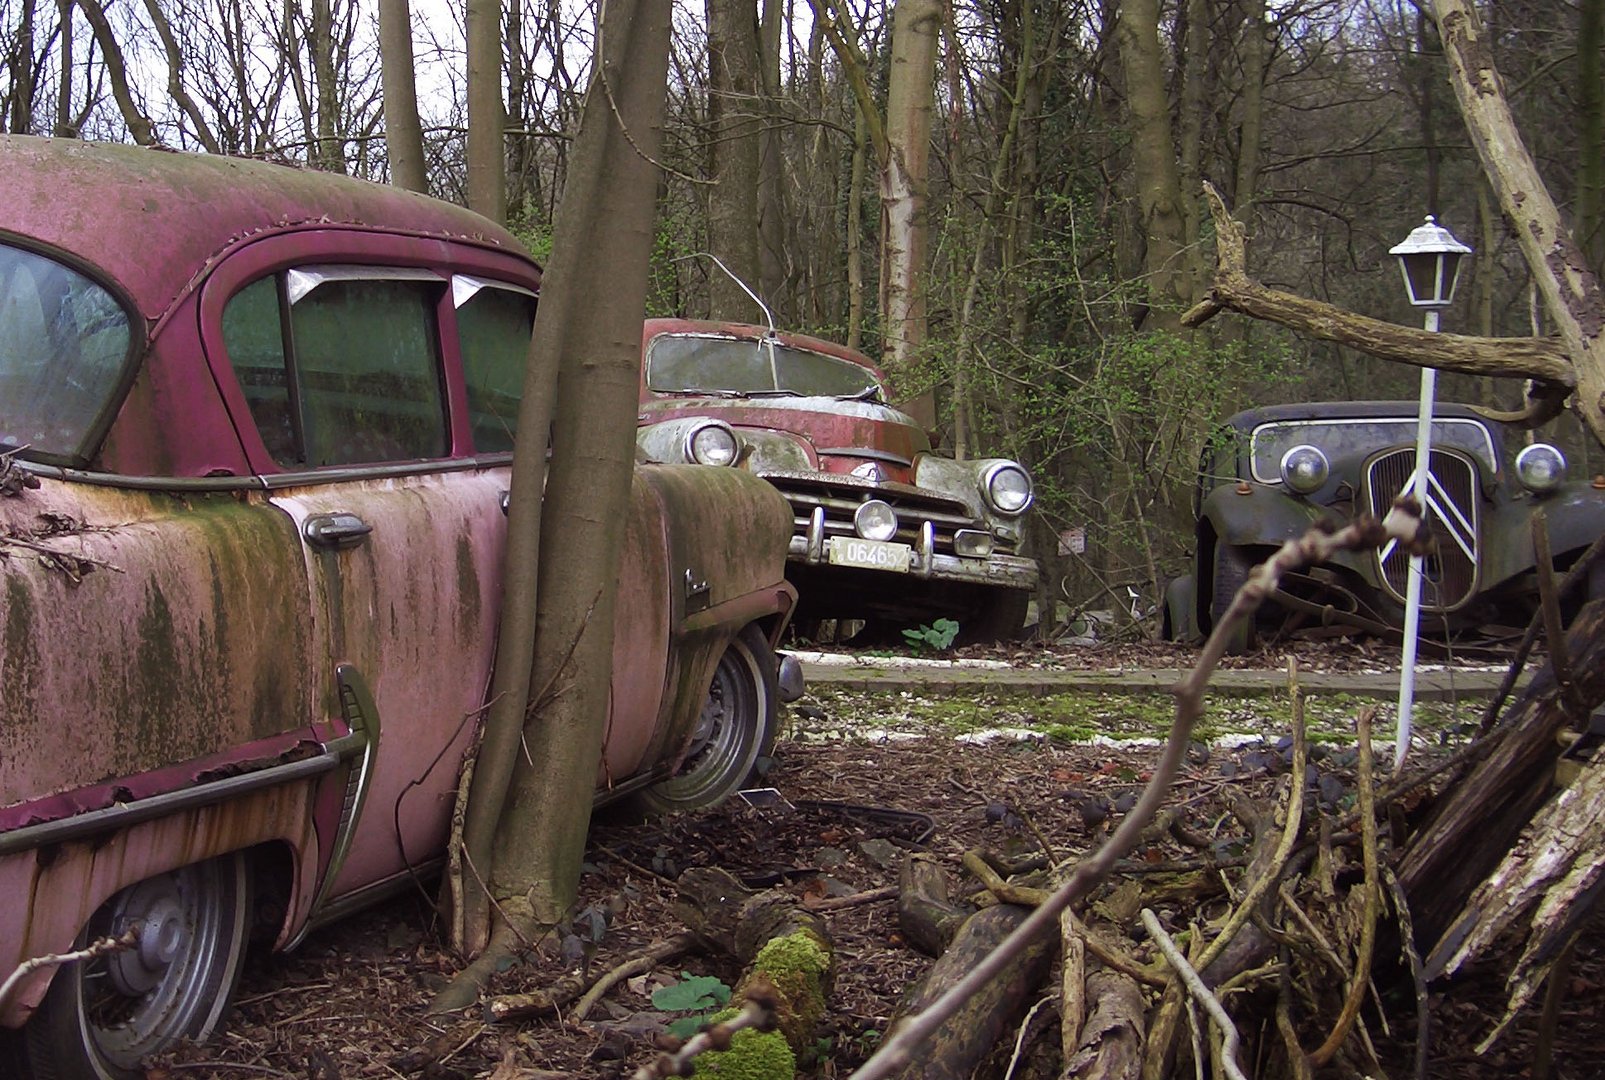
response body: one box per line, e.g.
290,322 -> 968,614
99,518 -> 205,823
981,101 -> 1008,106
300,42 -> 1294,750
466,0 -> 506,222
706,0 -> 763,319
1417,6 -> 1441,214
1578,0 -> 1605,273
73,0 -> 156,144
847,108 -> 866,350
1433,0 -> 1605,443
143,0 -> 222,153
379,0 -> 427,192
8,0 -> 35,134
1177,0 -> 1206,256
310,0 -> 343,171
438,0 -> 672,1004
881,0 -> 940,427
506,0 -> 531,213
54,0 -> 73,136
1116,0 -> 1189,326
1233,0 -> 1265,218
757,0 -> 791,320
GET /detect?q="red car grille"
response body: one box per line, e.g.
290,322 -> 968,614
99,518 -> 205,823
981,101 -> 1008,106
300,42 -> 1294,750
1365,447 -> 1479,610
763,471 -> 980,555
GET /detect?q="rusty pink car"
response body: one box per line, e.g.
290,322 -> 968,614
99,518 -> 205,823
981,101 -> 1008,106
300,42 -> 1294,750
0,137 -> 797,1079
636,319 -> 1039,640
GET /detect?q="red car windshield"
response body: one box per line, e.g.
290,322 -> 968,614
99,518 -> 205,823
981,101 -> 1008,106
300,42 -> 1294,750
0,242 -> 132,460
647,332 -> 881,399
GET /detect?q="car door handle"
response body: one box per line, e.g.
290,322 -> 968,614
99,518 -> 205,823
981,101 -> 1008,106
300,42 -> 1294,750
304,512 -> 373,550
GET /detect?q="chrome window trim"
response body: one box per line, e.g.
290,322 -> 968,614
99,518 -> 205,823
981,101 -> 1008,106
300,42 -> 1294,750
15,456 -> 511,491
452,274 -> 537,308
285,264 -> 445,305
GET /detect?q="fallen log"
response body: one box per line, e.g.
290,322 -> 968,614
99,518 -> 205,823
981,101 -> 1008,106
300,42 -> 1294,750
899,853 -> 971,957
1062,970 -> 1145,1080
673,866 -> 834,1077
1398,600 -> 1605,953
884,903 -> 1056,1080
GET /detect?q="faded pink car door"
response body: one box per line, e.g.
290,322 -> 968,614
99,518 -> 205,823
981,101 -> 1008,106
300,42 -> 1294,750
204,257 -> 507,902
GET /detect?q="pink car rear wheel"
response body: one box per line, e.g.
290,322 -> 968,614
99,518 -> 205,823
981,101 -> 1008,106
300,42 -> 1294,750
6,851 -> 251,1080
633,624 -> 778,814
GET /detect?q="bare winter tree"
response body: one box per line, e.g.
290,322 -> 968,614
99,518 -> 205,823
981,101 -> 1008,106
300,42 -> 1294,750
436,0 -> 674,1002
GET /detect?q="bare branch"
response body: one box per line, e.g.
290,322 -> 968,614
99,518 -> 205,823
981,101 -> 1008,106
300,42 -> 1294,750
1184,183 -> 1576,395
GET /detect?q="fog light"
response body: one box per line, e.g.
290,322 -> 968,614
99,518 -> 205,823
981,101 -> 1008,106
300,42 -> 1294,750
1516,443 -> 1566,493
686,421 -> 739,466
854,500 -> 898,541
1279,444 -> 1329,495
954,530 -> 993,558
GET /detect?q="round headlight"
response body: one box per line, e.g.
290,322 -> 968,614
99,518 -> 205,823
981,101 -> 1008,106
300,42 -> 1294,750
982,462 -> 1033,515
686,421 -> 740,466
1516,443 -> 1567,493
854,499 -> 899,541
1279,444 -> 1330,495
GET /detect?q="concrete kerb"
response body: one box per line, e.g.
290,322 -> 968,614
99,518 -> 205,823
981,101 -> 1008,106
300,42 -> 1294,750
795,656 -> 1524,702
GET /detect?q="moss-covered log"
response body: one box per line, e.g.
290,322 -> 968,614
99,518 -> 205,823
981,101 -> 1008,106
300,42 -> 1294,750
674,867 -> 834,1078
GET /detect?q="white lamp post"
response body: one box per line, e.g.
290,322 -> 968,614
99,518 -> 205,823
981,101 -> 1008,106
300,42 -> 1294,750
1387,216 -> 1472,771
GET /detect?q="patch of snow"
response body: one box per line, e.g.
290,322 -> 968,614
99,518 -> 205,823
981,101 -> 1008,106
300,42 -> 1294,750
788,650 -> 1013,669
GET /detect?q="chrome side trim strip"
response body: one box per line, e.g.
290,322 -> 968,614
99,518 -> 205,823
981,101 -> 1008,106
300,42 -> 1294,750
288,666 -> 382,948
0,755 -> 339,858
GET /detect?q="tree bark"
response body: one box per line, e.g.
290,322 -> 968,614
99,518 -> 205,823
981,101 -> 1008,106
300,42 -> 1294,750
1185,184 -> 1577,408
466,0 -> 506,221
885,904 -> 1056,1080
1433,0 -> 1605,444
880,0 -> 940,428
705,0 -> 763,320
73,0 -> 156,144
1062,970 -> 1145,1080
1579,0 -> 1605,273
8,0 -> 35,134
897,852 -> 970,957
1399,601 -> 1605,955
438,0 -> 672,1002
310,0 -> 343,171
756,0 -> 790,321
1116,0 -> 1190,324
675,867 -> 834,1061
378,0 -> 428,192
53,0 -> 73,136
142,0 -> 221,153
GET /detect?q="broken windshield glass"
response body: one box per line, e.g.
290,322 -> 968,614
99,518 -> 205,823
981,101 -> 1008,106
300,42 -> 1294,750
647,333 -> 881,399
0,243 -> 133,460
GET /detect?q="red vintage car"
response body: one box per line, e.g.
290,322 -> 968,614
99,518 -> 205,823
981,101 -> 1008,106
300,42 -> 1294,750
0,137 -> 797,1078
636,319 -> 1039,640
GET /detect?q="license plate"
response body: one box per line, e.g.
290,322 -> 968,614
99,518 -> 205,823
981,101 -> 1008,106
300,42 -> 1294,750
827,536 -> 912,573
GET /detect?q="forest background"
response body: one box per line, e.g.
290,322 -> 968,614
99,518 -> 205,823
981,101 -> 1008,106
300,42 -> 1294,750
1,0 -> 1595,623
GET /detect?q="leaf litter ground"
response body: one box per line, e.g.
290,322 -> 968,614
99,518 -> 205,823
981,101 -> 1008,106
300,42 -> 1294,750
148,640 -> 1603,1080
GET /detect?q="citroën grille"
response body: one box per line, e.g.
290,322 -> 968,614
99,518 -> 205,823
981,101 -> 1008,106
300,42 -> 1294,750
1365,447 -> 1479,610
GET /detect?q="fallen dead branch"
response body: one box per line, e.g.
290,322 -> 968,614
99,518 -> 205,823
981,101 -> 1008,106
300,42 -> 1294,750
482,933 -> 695,1023
0,929 -> 138,1011
1141,908 -> 1248,1080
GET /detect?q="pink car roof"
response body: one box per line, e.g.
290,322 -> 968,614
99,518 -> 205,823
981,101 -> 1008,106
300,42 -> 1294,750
0,135 -> 529,320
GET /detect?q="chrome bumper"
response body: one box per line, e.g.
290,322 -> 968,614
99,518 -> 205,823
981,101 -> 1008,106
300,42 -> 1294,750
787,511 -> 1038,590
